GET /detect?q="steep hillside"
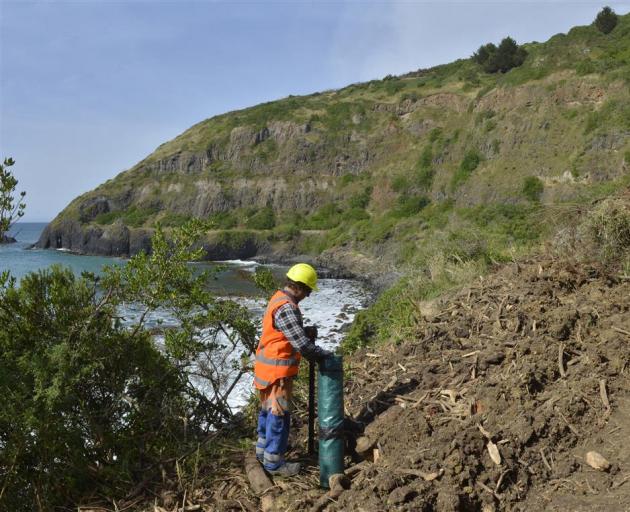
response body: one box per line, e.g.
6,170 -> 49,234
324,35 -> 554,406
37,13 -> 630,278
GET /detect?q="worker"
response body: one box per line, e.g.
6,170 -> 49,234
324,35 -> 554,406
254,263 -> 333,477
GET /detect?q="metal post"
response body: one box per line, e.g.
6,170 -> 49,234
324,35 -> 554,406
308,360 -> 315,455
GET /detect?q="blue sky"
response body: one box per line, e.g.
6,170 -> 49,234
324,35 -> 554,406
1,0 -> 629,221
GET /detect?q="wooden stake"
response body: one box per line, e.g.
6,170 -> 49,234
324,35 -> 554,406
599,379 -> 611,412
558,343 -> 566,378
244,454 -> 274,495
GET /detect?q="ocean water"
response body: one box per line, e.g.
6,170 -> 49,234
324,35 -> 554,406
1,223 -> 369,408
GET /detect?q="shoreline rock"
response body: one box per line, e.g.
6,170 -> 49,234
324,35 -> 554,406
1,234 -> 17,244
32,220 -> 392,293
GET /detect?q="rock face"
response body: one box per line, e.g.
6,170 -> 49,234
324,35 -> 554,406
36,219 -> 267,260
36,220 -> 133,256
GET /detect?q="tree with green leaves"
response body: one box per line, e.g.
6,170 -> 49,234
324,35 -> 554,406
0,157 -> 26,243
472,43 -> 497,65
0,220 -> 260,511
473,37 -> 527,74
594,6 -> 618,34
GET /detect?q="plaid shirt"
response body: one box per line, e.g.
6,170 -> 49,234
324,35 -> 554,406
274,301 -> 330,362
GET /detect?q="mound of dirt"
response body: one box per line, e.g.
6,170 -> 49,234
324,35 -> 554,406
279,258 -> 630,512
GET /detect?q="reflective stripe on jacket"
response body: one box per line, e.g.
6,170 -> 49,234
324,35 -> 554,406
253,290 -> 302,389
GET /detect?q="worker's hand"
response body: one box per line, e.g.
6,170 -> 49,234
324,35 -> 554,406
304,325 -> 318,342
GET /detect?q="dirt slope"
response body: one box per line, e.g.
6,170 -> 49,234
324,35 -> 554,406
270,257 -> 630,512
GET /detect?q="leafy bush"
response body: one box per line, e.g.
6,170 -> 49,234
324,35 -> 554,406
304,203 -> 342,229
391,194 -> 430,218
474,37 -> 528,73
595,6 -> 618,34
0,267 -> 191,510
415,166 -> 435,190
342,278 -> 413,352
271,223 -> 301,241
245,207 -> 276,230
575,59 -> 596,75
391,175 -> 409,193
159,212 -> 193,227
522,176 -> 544,202
208,211 -> 238,229
451,149 -> 482,189
345,207 -> 370,221
428,128 -> 443,143
348,186 -> 372,209
95,206 -> 157,227
419,145 -> 433,169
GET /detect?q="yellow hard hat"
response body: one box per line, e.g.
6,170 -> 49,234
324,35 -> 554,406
286,263 -> 318,291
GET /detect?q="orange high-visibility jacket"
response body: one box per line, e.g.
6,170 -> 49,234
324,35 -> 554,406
253,290 -> 302,389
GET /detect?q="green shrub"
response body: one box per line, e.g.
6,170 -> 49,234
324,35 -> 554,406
345,207 -> 370,221
391,175 -> 409,193
304,203 -> 342,229
271,223 -> 300,241
461,203 -> 543,244
348,186 -> 372,209
419,145 -> 432,169
384,80 -> 405,95
594,6 -> 618,34
339,174 -> 357,187
522,176 -> 544,202
451,149 -> 482,189
245,207 -> 275,230
575,59 -> 596,75
474,37 -> 527,73
0,266 -> 188,510
208,211 -> 237,229
428,128 -> 443,143
414,166 -> 435,190
342,278 -> 413,352
159,212 -> 193,227
391,195 -> 430,218
94,210 -> 121,225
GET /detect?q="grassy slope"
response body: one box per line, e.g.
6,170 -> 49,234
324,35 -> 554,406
52,14 -> 630,275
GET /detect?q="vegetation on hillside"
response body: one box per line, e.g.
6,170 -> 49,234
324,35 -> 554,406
42,12 -> 630,281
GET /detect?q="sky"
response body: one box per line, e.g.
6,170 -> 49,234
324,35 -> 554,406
1,1 -> 629,221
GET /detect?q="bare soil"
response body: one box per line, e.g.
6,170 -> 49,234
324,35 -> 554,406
274,257 -> 630,511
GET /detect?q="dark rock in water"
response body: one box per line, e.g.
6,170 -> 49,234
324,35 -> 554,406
1,234 -> 17,244
34,219 -> 267,261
